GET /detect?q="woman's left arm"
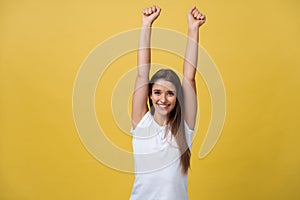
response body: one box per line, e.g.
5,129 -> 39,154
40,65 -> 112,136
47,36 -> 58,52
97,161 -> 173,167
182,6 -> 206,130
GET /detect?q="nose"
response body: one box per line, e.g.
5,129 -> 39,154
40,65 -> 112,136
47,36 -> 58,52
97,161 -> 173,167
160,93 -> 166,103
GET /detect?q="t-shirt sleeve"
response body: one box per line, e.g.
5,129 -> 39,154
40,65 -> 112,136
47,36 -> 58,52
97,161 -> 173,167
184,122 -> 194,148
130,111 -> 151,134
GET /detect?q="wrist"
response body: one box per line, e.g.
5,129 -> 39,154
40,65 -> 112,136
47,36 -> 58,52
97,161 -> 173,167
188,25 -> 199,32
141,21 -> 152,28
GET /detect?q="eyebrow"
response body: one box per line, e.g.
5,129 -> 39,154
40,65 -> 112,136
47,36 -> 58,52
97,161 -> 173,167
152,89 -> 176,93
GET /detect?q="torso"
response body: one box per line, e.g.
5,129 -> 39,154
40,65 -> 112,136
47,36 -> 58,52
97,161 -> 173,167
130,111 -> 194,200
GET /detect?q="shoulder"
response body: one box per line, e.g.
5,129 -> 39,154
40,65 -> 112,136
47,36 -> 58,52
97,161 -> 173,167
131,111 -> 152,133
184,121 -> 194,135
184,121 -> 194,148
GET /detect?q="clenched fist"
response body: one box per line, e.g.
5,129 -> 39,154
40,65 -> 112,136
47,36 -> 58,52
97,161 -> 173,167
188,6 -> 206,30
142,5 -> 161,26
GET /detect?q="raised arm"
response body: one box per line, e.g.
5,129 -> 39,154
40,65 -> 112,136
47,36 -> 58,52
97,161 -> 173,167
182,6 -> 206,130
132,5 -> 161,128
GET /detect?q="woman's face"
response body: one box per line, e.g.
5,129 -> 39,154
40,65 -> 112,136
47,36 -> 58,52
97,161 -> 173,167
150,79 -> 177,116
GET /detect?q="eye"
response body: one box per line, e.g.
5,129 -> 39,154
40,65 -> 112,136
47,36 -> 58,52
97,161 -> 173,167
153,90 -> 161,95
167,91 -> 175,96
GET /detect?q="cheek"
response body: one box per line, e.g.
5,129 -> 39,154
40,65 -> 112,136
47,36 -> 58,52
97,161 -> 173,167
150,94 -> 157,102
169,97 -> 177,104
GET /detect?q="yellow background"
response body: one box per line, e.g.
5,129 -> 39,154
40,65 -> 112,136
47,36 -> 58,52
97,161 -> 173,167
1,0 -> 300,199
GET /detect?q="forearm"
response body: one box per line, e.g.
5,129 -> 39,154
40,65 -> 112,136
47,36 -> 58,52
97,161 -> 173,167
183,28 -> 199,80
137,22 -> 152,79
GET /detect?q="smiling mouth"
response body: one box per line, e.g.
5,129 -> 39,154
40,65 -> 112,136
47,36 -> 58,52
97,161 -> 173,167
157,103 -> 170,109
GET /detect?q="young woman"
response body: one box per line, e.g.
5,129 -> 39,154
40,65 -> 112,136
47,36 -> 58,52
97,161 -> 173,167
130,5 -> 206,200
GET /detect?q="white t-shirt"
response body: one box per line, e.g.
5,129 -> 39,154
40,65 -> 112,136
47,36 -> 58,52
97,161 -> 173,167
130,111 -> 194,200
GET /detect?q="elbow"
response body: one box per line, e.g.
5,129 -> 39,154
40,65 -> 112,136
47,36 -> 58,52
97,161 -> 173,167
183,76 -> 195,83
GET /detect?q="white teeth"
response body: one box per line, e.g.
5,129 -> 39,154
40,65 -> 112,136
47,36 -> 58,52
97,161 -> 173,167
158,104 -> 168,108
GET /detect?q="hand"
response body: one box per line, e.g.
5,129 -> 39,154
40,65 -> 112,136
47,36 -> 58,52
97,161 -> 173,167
188,6 -> 206,30
142,5 -> 161,26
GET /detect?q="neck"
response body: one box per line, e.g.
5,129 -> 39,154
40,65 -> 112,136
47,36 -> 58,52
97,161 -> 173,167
153,112 -> 168,126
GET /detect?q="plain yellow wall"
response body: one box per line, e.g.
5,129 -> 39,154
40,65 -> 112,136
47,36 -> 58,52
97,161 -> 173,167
1,0 -> 300,199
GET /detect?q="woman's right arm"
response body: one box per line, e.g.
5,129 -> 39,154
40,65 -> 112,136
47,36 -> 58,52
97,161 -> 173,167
132,5 -> 161,128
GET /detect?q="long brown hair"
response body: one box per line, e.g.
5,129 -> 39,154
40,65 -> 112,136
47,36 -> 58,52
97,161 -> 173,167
148,69 -> 191,174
